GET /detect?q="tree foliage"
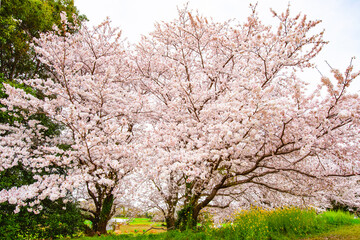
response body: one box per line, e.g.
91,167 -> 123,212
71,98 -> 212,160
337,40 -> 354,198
135,6 -> 360,229
0,0 -> 85,80
0,199 -> 84,239
0,14 -> 144,234
0,1 -> 87,238
0,3 -> 359,234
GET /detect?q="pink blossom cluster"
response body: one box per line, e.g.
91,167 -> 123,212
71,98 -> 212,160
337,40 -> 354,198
0,16 -> 143,213
0,7 -> 359,220
134,7 -> 360,220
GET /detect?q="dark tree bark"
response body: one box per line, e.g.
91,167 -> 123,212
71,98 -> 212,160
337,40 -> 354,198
165,214 -> 176,230
83,191 -> 115,235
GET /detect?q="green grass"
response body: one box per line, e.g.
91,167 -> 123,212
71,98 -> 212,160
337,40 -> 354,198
318,210 -> 359,226
217,207 -> 360,240
75,230 -> 209,240
302,224 -> 360,240
128,218 -> 158,226
74,224 -> 360,240
214,206 -> 326,240
216,208 -> 360,240
75,210 -> 360,240
84,218 -> 166,235
85,220 -> 92,228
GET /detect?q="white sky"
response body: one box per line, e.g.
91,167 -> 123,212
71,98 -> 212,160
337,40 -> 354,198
74,0 -> 360,91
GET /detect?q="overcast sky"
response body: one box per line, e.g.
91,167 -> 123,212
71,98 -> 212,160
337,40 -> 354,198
74,0 -> 360,91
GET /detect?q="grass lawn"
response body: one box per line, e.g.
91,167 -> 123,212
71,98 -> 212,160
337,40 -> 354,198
127,218 -> 163,226
75,224 -> 360,240
77,211 -> 360,240
110,218 -> 166,235
114,224 -> 166,235
301,224 -> 360,240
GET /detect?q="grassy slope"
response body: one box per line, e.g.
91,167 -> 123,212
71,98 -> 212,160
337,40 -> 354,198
111,218 -> 166,235
77,211 -> 360,240
76,224 -> 360,240
301,224 -> 360,240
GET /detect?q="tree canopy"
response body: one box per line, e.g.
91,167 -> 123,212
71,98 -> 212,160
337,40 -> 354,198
135,6 -> 360,229
0,4 -> 359,234
0,0 -> 85,80
0,1 -> 87,238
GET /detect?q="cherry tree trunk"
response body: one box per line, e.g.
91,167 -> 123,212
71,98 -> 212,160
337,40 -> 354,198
164,199 -> 177,230
96,220 -> 108,235
92,194 -> 114,234
191,208 -> 201,229
165,215 -> 176,230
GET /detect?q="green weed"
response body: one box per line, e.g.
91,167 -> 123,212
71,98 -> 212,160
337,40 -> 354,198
75,210 -> 360,240
319,210 -> 357,226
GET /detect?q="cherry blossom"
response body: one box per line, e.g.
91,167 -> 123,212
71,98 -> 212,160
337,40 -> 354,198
0,16 -> 144,233
0,6 -> 359,232
135,6 -> 360,228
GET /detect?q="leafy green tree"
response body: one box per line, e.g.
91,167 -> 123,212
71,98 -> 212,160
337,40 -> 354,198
0,198 -> 85,239
0,1 -> 87,239
0,0 -> 85,80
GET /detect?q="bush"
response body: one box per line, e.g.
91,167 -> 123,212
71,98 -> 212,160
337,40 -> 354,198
267,206 -> 324,235
320,210 -> 357,226
216,206 -> 339,240
198,209 -> 214,231
224,207 -> 270,240
0,199 -> 85,239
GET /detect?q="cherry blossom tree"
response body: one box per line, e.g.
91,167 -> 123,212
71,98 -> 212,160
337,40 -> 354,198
1,5 -> 359,234
0,14 -> 143,234
135,6 -> 360,229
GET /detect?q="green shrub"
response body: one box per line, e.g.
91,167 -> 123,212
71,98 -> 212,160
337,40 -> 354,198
198,209 -> 214,231
0,199 -> 85,239
175,205 -> 196,231
320,210 -> 357,226
218,207 -> 269,240
216,206 -> 344,240
267,206 -> 324,235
